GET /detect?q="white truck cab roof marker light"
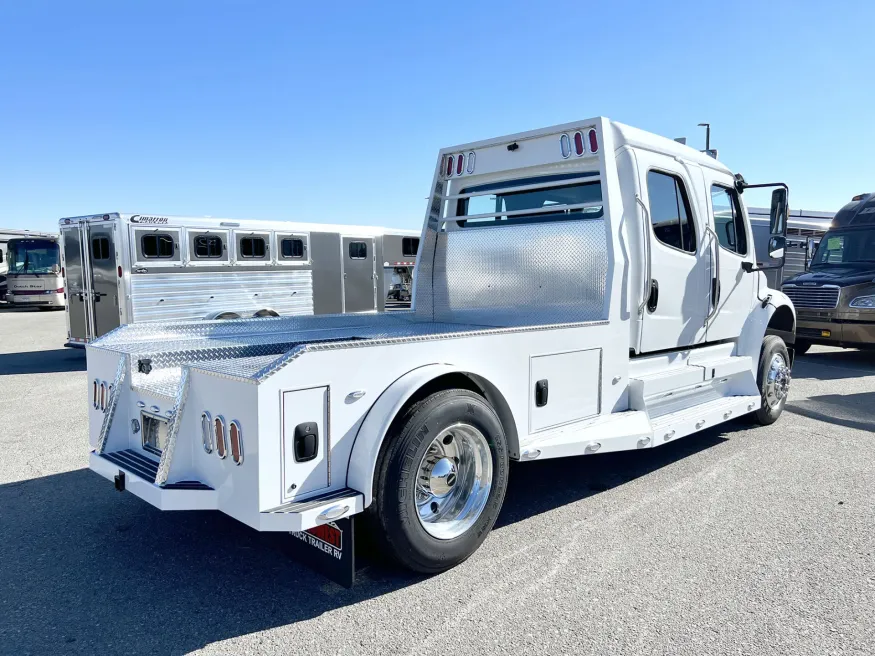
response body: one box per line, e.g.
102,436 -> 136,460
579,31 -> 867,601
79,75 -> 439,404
201,412 -> 213,454
560,134 -> 572,158
214,416 -> 227,459
229,421 -> 244,465
466,152 -> 475,174
588,129 -> 599,153
574,131 -> 585,156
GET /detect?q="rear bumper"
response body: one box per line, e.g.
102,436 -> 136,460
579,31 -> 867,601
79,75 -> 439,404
796,317 -> 875,347
89,451 -> 363,532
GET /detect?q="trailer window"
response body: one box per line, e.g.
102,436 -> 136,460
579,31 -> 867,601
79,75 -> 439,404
453,172 -> 602,229
647,171 -> 697,253
239,236 -> 266,259
402,237 -> 419,257
141,233 -> 175,259
349,241 -> 367,259
281,238 -> 304,259
194,235 -> 223,258
710,185 -> 748,256
91,237 -> 111,261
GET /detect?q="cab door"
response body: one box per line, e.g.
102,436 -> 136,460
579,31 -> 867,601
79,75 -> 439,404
637,152 -> 709,353
702,181 -> 755,343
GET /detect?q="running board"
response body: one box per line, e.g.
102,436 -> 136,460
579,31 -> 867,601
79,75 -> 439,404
260,487 -> 364,532
650,395 -> 760,444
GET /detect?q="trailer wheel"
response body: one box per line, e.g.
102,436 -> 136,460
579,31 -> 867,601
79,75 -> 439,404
753,335 -> 791,425
369,389 -> 509,573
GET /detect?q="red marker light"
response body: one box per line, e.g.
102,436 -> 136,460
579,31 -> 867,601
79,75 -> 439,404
573,132 -> 584,156
446,155 -> 454,177
456,154 -> 464,176
588,129 -> 599,153
117,265 -> 123,278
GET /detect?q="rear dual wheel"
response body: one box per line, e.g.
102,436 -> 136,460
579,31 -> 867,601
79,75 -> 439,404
369,389 -> 509,574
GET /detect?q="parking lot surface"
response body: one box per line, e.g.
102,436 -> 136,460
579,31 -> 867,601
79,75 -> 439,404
0,307 -> 873,655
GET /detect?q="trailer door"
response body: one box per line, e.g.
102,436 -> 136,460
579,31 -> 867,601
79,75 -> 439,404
341,236 -> 376,313
62,227 -> 89,341
87,224 -> 121,338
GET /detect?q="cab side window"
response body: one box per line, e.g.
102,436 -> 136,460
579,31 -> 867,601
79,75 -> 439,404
646,171 -> 696,253
710,185 -> 748,256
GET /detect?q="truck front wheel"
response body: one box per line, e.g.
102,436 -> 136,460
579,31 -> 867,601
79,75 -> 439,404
369,389 -> 509,573
754,335 -> 792,425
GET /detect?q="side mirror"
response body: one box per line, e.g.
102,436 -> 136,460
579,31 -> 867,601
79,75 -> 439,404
768,235 -> 786,260
769,187 -> 788,237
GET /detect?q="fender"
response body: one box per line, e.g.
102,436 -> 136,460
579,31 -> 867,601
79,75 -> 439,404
346,363 -> 518,507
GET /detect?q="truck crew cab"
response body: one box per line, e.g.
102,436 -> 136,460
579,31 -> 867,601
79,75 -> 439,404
781,192 -> 875,353
85,118 -> 795,574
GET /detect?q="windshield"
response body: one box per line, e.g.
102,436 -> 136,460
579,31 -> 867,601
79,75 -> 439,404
8,239 -> 60,274
811,229 -> 875,266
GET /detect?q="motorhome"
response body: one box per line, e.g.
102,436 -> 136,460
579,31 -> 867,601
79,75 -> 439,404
781,193 -> 875,353
5,234 -> 64,309
0,229 -> 58,303
60,214 -> 419,346
85,118 -> 795,577
749,208 -> 833,288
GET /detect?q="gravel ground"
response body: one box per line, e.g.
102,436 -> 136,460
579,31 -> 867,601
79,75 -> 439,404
0,307 -> 873,656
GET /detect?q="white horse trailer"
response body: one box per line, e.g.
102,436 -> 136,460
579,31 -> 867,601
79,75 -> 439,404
60,214 -> 419,346
85,118 -> 796,579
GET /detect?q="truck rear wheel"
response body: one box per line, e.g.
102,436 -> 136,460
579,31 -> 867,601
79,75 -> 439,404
369,388 -> 509,573
754,335 -> 791,425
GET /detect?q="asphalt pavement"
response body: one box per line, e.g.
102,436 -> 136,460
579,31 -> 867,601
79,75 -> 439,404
0,306 -> 872,655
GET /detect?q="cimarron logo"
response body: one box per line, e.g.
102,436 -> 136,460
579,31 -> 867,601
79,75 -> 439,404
130,215 -> 169,225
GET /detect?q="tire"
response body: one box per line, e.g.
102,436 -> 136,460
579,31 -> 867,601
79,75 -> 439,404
753,335 -> 791,425
368,388 -> 509,574
793,339 -> 811,356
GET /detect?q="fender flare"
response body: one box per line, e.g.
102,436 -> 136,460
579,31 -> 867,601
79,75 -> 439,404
345,363 -> 518,507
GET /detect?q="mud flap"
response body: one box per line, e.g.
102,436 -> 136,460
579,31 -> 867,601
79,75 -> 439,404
287,517 -> 355,588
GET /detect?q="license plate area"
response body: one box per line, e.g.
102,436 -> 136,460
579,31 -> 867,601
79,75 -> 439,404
142,412 -> 169,455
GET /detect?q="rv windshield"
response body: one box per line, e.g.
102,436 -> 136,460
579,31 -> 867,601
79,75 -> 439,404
810,229 -> 875,267
7,239 -> 60,275
452,172 -> 603,229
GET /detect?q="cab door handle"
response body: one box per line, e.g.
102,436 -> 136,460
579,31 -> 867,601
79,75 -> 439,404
647,279 -> 659,312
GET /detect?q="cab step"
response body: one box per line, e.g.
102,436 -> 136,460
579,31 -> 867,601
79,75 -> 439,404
649,394 -> 760,444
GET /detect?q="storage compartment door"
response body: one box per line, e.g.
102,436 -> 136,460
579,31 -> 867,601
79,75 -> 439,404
530,349 -> 601,433
282,386 -> 329,500
341,236 -> 376,313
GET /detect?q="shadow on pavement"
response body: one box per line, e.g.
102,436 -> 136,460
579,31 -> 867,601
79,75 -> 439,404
0,424 -> 737,654
786,391 -> 875,433
0,348 -> 85,375
793,349 -> 875,381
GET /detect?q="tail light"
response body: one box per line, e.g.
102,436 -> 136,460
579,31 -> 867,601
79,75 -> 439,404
560,134 -> 572,158
229,421 -> 244,465
99,382 -> 106,411
201,412 -> 214,453
55,288 -> 64,294
456,154 -> 464,176
93,380 -> 98,409
214,416 -> 227,459
573,132 -> 584,156
117,266 -> 123,278
588,129 -> 599,153
446,155 -> 454,177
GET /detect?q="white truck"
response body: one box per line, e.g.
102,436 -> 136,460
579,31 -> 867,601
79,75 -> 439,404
85,117 -> 795,576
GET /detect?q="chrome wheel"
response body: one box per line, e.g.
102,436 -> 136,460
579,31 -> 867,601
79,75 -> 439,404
415,422 -> 493,540
765,352 -> 791,408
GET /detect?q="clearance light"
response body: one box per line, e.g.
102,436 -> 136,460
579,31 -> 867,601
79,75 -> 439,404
446,155 -> 454,177
117,266 -> 123,278
852,194 -> 867,201
560,134 -> 572,158
821,330 -> 832,337
466,152 -> 475,173
93,380 -> 98,409
214,416 -> 227,459
201,412 -> 214,453
99,382 -> 106,411
573,132 -> 584,156
230,420 -> 244,465
588,129 -> 599,153
456,154 -> 464,176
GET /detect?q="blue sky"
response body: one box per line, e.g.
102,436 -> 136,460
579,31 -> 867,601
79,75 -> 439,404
1,0 -> 872,233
